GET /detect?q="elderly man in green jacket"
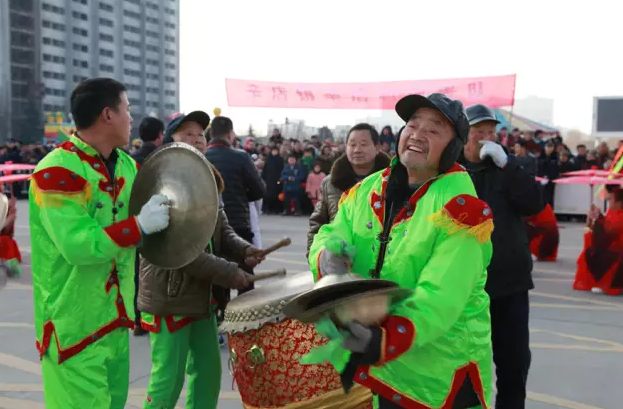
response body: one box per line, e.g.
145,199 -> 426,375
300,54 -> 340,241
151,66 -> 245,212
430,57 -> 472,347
309,93 -> 494,409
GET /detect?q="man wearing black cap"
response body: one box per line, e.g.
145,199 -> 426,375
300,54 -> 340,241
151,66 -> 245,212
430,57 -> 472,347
308,94 -> 495,408
461,104 -> 545,409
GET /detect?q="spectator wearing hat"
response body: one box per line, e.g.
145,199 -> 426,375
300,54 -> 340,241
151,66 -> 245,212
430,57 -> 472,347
132,117 -> 164,166
461,104 -> 545,409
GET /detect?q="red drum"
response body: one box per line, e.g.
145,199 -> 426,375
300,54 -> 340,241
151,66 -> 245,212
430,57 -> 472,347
220,274 -> 372,409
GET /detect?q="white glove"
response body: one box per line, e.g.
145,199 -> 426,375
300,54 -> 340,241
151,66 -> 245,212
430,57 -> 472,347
479,140 -> 508,168
137,194 -> 170,234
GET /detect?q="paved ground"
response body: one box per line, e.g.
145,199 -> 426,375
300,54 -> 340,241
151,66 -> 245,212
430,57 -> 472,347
1,201 -> 622,408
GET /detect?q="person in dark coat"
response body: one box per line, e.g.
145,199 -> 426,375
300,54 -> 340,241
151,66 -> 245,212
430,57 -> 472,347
132,117 -> 164,166
460,104 -> 545,409
261,146 -> 285,214
537,142 -> 559,206
130,116 -> 165,336
205,116 -> 266,297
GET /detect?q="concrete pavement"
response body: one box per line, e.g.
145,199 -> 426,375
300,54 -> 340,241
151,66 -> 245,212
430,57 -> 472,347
1,201 -> 622,408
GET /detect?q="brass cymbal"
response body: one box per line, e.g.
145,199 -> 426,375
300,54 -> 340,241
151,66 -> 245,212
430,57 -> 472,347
129,142 -> 219,269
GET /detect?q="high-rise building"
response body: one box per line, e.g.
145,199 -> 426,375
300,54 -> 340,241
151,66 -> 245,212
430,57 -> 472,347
0,0 -> 42,143
0,0 -> 180,142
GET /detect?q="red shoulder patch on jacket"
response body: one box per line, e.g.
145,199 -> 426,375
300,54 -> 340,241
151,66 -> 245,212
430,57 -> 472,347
428,194 -> 494,243
31,167 -> 88,193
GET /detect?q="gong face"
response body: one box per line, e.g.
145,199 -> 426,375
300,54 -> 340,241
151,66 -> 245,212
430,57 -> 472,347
129,142 -> 219,269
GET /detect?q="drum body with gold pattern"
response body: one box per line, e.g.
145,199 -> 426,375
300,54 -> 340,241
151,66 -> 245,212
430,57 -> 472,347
219,274 -> 372,409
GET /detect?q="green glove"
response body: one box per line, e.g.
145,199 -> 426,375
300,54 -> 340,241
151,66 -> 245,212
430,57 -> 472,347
7,259 -> 21,278
325,236 -> 356,260
299,318 -> 351,373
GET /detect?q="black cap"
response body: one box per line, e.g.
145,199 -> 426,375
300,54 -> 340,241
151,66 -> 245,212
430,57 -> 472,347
465,104 -> 500,127
395,93 -> 469,143
164,111 -> 211,142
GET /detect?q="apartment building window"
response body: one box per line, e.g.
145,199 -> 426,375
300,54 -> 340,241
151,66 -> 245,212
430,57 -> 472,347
99,64 -> 114,73
42,37 -> 65,48
123,25 -> 140,34
11,0 -> 35,12
11,66 -> 34,82
164,76 -> 175,83
44,104 -> 66,112
46,88 -> 66,97
146,87 -> 159,94
72,27 -> 88,36
10,49 -> 35,65
72,75 -> 88,82
123,54 -> 141,63
164,49 -> 176,56
99,33 -> 114,43
165,8 -> 176,15
123,39 -> 141,48
165,103 -> 176,111
11,31 -> 34,47
123,10 -> 141,19
165,90 -> 176,97
146,17 -> 158,24
99,49 -> 114,58
10,12 -> 34,29
126,0 -> 141,5
42,2 -> 65,14
73,43 -> 88,53
164,22 -> 176,29
124,69 -> 141,77
99,18 -> 114,28
146,59 -> 158,66
164,63 -> 176,70
164,35 -> 175,42
72,11 -> 88,20
99,2 -> 114,12
42,20 -> 66,31
73,59 -> 88,69
146,30 -> 159,39
43,54 -> 66,64
146,73 -> 159,80
146,2 -> 160,10
129,98 -> 141,106
72,0 -> 87,4
146,45 -> 160,52
43,70 -> 66,80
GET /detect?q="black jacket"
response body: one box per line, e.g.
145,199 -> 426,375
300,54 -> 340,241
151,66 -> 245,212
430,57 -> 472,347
131,142 -> 158,166
460,154 -> 545,299
205,139 -> 266,233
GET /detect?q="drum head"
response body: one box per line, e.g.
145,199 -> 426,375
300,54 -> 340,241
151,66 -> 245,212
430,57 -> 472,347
220,274 -> 315,334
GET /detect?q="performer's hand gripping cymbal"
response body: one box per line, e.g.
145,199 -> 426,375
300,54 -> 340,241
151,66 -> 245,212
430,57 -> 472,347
137,194 -> 170,234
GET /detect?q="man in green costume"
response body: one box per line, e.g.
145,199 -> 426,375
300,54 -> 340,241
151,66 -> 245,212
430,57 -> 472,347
309,93 -> 494,409
29,78 -> 171,409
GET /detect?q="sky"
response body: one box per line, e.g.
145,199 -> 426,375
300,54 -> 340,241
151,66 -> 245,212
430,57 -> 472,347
179,0 -> 622,135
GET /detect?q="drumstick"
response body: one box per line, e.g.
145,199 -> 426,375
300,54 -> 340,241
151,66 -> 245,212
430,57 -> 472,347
249,269 -> 287,283
256,237 -> 292,258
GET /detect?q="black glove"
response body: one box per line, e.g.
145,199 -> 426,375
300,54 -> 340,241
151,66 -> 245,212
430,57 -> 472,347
339,322 -> 383,393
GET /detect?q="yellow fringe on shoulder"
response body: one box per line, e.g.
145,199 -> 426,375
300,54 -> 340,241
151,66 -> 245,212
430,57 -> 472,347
338,182 -> 361,207
428,209 -> 494,244
30,177 -> 92,209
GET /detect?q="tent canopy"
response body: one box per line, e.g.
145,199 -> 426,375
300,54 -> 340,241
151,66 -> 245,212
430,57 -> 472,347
494,109 -> 558,133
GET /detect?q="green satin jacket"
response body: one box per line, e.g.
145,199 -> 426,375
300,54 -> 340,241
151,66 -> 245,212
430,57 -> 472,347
309,159 -> 494,408
29,135 -> 142,364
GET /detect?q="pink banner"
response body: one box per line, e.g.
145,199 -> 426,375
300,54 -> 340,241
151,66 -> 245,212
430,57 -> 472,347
225,74 -> 516,110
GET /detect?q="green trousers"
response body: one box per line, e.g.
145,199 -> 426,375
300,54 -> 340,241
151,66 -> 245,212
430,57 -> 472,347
41,327 -> 130,409
144,315 -> 221,409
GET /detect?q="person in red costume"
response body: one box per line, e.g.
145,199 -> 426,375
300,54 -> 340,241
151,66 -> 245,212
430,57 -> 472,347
0,194 -> 22,276
525,203 -> 559,262
574,186 -> 623,295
